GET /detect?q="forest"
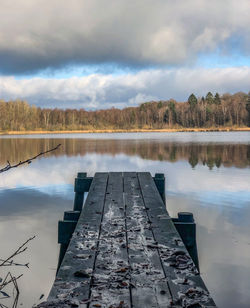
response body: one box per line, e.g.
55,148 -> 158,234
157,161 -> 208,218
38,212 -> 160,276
0,92 -> 250,131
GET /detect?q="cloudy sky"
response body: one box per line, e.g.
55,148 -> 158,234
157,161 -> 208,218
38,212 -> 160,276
0,0 -> 249,109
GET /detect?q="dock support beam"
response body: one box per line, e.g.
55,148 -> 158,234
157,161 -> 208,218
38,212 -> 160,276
172,212 -> 199,271
153,173 -> 166,204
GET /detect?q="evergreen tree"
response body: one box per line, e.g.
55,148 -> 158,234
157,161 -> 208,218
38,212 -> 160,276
169,101 -> 176,112
157,101 -> 163,109
168,101 -> 176,124
188,94 -> 198,109
163,109 -> 169,124
205,92 -> 214,104
214,93 -> 221,105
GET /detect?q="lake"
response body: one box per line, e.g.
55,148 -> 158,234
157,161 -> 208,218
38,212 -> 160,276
0,131 -> 250,307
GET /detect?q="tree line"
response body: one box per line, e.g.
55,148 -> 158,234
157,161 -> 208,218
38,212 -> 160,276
0,92 -> 250,131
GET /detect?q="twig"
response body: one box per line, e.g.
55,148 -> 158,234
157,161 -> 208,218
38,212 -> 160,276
0,237 -> 35,307
0,272 -> 21,308
0,143 -> 61,173
0,236 -> 36,267
0,259 -> 29,268
0,273 -> 23,291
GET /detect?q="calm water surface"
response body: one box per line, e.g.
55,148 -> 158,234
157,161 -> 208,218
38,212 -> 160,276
0,131 -> 250,307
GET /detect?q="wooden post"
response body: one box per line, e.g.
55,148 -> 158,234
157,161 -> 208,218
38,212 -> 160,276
63,210 -> 80,221
58,171 -> 93,270
58,220 -> 77,244
153,173 -> 166,204
77,172 -> 87,179
57,211 -> 80,270
73,172 -> 87,211
172,212 -> 199,271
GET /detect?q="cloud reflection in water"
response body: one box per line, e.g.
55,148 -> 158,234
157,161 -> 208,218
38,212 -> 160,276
0,133 -> 250,307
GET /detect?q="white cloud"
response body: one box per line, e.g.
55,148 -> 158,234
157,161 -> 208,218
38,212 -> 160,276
0,67 -> 249,108
0,0 -> 249,73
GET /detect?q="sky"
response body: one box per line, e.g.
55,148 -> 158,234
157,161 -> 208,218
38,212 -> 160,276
0,0 -> 249,110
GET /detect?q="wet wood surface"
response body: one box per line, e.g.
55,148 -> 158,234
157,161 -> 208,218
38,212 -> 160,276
38,172 -> 216,308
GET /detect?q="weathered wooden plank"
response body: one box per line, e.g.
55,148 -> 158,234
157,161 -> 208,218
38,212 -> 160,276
138,172 -> 216,307
89,172 -> 131,308
38,171 -> 216,308
41,172 -> 109,308
124,172 -> 172,308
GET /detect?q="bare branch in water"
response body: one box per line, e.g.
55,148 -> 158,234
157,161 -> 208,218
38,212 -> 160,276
0,236 -> 36,307
0,272 -> 21,308
0,143 -> 61,173
0,273 -> 23,291
0,236 -> 36,267
0,259 -> 30,268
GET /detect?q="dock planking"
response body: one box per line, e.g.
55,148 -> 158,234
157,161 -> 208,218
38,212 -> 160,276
37,172 -> 216,308
124,172 -> 171,308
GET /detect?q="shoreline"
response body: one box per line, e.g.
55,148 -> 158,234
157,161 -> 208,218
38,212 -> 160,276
1,127 -> 250,135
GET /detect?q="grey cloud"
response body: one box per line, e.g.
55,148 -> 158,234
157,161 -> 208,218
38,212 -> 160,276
0,67 -> 249,109
0,0 -> 249,74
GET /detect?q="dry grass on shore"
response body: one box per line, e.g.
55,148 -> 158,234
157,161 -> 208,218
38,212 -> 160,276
1,127 -> 250,135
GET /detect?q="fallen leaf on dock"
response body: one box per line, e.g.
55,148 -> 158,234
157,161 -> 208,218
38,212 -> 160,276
74,270 -> 90,278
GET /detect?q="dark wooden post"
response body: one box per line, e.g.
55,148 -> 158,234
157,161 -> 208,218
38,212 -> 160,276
172,212 -> 199,271
58,192 -> 82,271
57,211 -> 80,271
153,173 -> 166,204
57,172 -> 93,270
73,172 -> 87,211
63,210 -> 80,221
73,173 -> 93,211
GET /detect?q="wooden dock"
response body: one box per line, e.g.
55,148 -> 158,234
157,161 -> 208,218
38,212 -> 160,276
37,172 -> 216,308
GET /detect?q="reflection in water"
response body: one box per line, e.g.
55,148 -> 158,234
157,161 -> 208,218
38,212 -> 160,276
0,187 -> 74,307
0,132 -> 250,308
0,136 -> 250,169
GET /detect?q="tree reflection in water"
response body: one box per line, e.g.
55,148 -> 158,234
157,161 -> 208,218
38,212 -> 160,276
0,137 -> 250,170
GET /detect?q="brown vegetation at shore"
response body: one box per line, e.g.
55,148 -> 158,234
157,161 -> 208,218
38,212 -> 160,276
0,92 -> 250,133
1,126 -> 250,135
